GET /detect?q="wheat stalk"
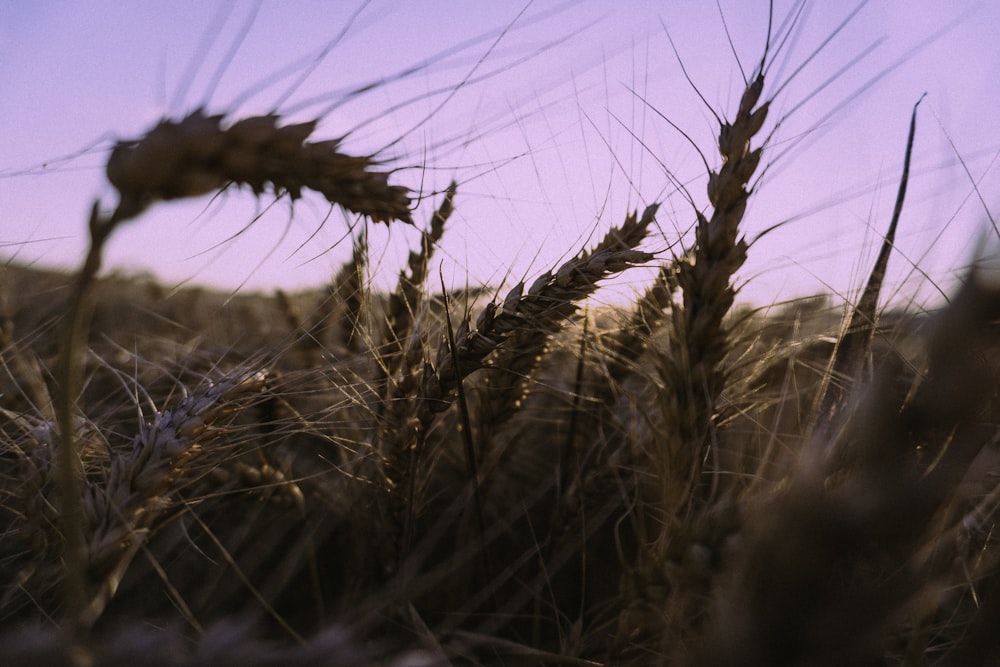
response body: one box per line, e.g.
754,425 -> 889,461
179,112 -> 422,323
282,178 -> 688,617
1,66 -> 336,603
51,105 -> 413,637
613,69 -> 770,660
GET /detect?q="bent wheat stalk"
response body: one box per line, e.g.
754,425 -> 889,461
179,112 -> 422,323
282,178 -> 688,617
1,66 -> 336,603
53,107 -> 412,640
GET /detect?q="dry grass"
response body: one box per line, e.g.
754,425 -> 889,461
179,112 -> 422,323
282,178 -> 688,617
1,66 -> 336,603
2,5 -> 1000,667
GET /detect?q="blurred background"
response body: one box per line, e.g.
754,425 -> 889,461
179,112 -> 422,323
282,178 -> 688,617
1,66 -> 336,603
2,0 -> 998,309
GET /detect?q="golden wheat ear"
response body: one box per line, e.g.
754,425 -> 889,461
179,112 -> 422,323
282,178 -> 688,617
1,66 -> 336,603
106,109 -> 413,225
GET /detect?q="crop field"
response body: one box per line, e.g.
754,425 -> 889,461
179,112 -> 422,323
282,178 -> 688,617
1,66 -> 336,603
1,2 -> 999,665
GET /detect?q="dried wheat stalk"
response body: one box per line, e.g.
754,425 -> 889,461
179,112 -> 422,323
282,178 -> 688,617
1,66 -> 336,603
52,105 -> 411,632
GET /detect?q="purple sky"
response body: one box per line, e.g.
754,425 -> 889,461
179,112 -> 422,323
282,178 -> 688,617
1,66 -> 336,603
2,1 -> 998,309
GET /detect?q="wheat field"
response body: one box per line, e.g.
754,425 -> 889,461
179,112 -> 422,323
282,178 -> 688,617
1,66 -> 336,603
2,3 -> 1000,666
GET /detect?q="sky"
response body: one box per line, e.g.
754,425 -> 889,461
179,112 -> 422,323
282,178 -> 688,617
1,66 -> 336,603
2,1 -> 998,310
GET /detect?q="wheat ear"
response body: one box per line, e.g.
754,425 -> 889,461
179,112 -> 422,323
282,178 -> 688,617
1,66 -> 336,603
382,182 -> 457,365
422,204 -> 658,414
655,72 -> 767,521
383,205 -> 657,557
106,110 -> 412,224
614,72 -> 769,659
83,369 -> 267,630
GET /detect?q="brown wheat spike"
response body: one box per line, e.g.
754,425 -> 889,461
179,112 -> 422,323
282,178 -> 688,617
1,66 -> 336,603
382,182 -> 457,366
382,205 -> 656,561
614,71 -> 769,659
661,72 -> 767,512
374,184 -> 456,432
602,258 -> 682,389
423,204 -> 659,416
105,109 -> 413,225
670,70 -> 767,481
77,368 -> 267,631
380,203 -> 660,474
412,206 -> 658,539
